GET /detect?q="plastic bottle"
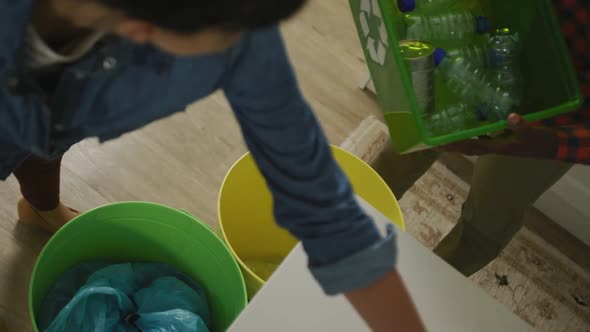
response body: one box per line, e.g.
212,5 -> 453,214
425,103 -> 478,135
487,28 -> 523,105
403,10 -> 489,45
434,48 -> 515,121
446,44 -> 490,68
488,29 -> 521,69
477,91 -> 515,121
434,49 -> 492,104
397,0 -> 458,13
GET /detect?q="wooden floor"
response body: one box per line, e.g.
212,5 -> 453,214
0,0 -> 587,330
0,1 -> 383,330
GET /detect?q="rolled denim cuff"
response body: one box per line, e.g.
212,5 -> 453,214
310,224 -> 397,295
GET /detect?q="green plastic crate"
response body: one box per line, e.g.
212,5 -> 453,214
349,0 -> 582,153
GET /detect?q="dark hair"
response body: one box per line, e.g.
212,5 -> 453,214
98,0 -> 308,33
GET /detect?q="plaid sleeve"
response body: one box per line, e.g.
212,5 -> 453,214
549,0 -> 590,164
556,125 -> 590,164
545,106 -> 590,164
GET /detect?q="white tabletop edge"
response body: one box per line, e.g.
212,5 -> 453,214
227,196 -> 535,332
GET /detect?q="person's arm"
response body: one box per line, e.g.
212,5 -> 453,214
442,112 -> 590,165
222,27 -> 423,329
442,0 -> 590,164
346,270 -> 425,332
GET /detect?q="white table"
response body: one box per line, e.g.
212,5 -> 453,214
228,197 -> 535,331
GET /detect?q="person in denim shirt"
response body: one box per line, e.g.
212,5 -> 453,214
1,0 -> 424,330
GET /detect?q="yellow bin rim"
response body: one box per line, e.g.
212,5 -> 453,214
218,145 -> 405,292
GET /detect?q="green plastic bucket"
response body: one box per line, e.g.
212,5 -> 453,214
29,202 -> 247,332
350,0 -> 582,153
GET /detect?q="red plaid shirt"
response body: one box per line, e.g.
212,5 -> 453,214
544,0 -> 590,164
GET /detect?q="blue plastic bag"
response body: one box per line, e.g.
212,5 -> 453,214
38,263 -> 211,332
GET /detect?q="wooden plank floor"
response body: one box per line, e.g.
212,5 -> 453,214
0,1 -> 382,330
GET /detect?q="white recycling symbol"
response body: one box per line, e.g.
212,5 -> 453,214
359,0 -> 389,66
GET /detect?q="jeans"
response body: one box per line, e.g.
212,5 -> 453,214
13,154 -> 62,211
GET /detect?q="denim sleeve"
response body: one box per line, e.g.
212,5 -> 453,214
0,74 -> 52,156
222,27 -> 397,295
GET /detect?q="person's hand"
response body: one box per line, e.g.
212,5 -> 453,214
439,113 -> 559,159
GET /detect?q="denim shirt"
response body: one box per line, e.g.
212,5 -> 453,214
0,0 -> 396,294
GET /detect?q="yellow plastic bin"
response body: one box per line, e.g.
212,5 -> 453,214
218,145 -> 404,298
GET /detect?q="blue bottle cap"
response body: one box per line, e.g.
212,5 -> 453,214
433,48 -> 447,67
397,0 -> 416,13
476,16 -> 490,34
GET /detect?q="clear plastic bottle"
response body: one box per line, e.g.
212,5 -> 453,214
425,103 -> 478,135
488,28 -> 521,69
446,45 -> 490,68
434,49 -> 492,105
487,28 -> 522,106
403,10 -> 489,45
397,0 -> 458,13
434,48 -> 515,121
477,91 -> 515,121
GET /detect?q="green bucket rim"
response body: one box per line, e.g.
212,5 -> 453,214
28,201 -> 248,331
